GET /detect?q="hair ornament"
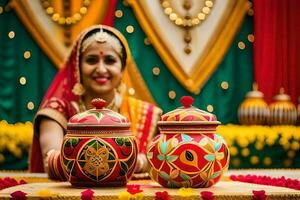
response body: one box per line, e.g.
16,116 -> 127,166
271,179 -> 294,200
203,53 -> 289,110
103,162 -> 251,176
81,26 -> 123,57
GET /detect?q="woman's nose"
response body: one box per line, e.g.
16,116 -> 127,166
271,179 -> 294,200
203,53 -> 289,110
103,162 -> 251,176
96,61 -> 108,73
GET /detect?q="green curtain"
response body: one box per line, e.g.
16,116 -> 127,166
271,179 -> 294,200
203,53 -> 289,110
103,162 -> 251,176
0,1 -> 57,124
115,2 -> 254,124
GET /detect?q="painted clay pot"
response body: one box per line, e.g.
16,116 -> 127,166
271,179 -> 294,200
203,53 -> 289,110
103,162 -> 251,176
61,98 -> 138,187
147,96 -> 230,188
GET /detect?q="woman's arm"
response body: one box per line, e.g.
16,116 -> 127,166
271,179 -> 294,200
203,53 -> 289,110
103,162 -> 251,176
39,118 -> 64,173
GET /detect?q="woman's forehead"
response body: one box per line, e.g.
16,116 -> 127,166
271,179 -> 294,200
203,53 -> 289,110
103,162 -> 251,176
83,41 -> 116,52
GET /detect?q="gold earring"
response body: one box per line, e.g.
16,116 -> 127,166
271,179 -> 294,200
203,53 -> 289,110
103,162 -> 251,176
72,83 -> 86,96
116,82 -> 126,95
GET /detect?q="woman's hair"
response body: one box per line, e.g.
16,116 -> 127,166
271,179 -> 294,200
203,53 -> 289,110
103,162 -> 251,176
80,27 -> 127,70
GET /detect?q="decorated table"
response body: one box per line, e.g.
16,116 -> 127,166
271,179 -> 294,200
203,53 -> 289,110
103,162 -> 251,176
1,169 -> 300,199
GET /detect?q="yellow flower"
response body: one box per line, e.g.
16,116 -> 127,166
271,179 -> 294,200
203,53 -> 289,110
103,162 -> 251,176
217,125 -> 300,151
0,121 -> 33,157
131,193 -> 143,200
118,191 -> 143,200
36,189 -> 58,197
118,191 -> 130,200
178,187 -> 194,197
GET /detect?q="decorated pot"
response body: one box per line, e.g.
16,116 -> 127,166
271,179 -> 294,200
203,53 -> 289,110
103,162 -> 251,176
147,96 -> 229,188
238,83 -> 269,125
269,88 -> 297,125
61,99 -> 138,187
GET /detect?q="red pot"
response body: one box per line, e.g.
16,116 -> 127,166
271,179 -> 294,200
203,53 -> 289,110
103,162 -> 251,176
147,96 -> 230,188
61,99 -> 138,187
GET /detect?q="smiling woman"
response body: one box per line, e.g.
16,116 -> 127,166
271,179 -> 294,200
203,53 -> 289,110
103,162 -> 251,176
29,25 -> 162,180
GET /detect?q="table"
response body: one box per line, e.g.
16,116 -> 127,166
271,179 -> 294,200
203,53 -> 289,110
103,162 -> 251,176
0,170 -> 300,199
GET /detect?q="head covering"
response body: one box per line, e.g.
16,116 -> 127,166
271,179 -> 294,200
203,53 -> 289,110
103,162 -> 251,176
42,25 -> 131,109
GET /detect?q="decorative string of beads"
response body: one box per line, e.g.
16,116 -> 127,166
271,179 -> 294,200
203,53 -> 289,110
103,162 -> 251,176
160,0 -> 214,28
40,0 -> 91,26
159,0 -> 214,54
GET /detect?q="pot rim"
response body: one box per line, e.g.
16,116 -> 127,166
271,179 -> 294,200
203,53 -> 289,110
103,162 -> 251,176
67,123 -> 131,128
157,121 -> 221,125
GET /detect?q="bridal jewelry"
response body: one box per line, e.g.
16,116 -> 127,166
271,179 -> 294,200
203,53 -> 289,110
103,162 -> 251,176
81,26 -> 123,57
72,83 -> 86,96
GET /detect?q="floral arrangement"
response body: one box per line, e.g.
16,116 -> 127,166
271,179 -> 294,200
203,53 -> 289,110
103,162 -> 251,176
217,125 -> 300,149
217,125 -> 300,168
0,120 -> 33,163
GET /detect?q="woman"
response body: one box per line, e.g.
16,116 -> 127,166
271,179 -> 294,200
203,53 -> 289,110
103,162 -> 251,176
30,25 -> 162,179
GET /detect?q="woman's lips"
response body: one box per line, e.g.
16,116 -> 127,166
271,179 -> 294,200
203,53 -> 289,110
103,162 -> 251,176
95,77 -> 109,84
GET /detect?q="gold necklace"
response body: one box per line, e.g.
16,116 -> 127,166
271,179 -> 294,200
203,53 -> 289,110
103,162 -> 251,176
40,0 -> 91,26
160,0 -> 214,54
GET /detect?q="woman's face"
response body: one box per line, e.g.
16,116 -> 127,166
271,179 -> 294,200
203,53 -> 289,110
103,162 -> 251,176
80,40 -> 123,97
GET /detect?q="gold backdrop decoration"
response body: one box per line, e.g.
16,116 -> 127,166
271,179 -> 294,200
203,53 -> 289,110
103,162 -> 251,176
128,0 -> 251,94
12,0 -> 110,67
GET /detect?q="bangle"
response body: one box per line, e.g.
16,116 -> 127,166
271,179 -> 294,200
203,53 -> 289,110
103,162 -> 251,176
47,149 -> 66,181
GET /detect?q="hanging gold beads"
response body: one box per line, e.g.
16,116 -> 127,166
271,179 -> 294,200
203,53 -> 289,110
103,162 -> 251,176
40,0 -> 91,26
269,88 -> 297,125
238,83 -> 269,125
160,0 -> 214,54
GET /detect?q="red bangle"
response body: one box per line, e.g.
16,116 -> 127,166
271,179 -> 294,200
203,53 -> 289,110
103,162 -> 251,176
47,150 -> 67,181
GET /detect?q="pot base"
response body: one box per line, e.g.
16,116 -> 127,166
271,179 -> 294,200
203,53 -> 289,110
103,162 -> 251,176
70,181 -> 127,187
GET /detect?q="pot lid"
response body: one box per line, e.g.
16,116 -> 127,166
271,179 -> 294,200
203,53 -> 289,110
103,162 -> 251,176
68,98 -> 130,127
160,96 -> 220,124
273,88 -> 291,101
245,83 -> 264,98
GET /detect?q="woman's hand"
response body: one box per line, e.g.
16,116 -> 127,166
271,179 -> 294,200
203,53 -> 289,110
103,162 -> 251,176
135,153 -> 149,173
39,118 -> 64,173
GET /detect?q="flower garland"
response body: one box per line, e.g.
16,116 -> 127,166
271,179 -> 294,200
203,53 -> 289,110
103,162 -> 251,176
230,174 -> 300,191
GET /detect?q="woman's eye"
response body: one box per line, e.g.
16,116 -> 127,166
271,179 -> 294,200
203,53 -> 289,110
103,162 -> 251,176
85,56 -> 99,64
104,55 -> 116,65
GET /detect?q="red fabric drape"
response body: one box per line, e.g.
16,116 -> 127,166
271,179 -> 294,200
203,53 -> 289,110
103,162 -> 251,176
253,0 -> 300,104
102,0 -> 118,26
